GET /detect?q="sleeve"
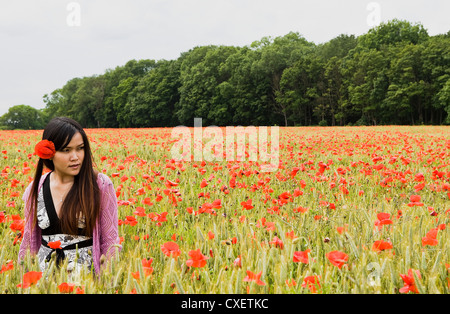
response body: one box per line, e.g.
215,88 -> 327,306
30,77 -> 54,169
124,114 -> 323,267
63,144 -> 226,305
18,182 -> 35,263
99,174 -> 121,259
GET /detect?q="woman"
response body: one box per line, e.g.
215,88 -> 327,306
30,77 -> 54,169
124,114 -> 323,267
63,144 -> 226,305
18,117 -> 121,275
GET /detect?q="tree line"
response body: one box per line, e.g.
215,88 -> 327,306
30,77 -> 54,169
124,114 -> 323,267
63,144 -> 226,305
1,19 -> 449,130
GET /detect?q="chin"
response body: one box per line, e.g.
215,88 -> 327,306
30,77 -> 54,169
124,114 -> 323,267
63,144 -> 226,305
66,169 -> 81,176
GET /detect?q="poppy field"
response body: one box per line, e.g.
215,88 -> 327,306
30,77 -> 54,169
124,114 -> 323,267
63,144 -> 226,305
1,125 -> 450,294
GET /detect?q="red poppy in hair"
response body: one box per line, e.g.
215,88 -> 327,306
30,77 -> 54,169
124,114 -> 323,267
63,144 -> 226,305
35,140 -> 56,159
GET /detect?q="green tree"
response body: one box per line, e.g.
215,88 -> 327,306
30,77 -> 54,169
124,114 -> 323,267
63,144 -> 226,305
421,35 -> 450,124
437,79 -> 450,124
220,46 -> 272,125
176,45 -> 240,126
343,47 -> 390,125
42,77 -> 82,122
176,46 -> 217,126
37,20 -> 449,128
317,34 -> 357,60
277,54 -> 325,125
102,59 -> 157,127
125,59 -> 181,127
384,43 -> 430,124
358,19 -> 429,50
0,105 -> 45,129
252,32 -> 315,126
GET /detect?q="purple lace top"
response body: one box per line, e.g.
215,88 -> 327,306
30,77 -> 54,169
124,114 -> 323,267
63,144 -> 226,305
18,171 -> 121,274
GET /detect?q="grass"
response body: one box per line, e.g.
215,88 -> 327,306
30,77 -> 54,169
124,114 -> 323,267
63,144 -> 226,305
0,126 -> 449,294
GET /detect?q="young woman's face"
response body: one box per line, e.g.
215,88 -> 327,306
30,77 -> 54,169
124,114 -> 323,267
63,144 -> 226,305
52,132 -> 85,178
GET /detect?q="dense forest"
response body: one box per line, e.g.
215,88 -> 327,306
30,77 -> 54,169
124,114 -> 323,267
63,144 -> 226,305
1,19 -> 449,129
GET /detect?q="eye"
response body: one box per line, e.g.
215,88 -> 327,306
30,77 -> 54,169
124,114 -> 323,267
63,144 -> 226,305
77,146 -> 85,151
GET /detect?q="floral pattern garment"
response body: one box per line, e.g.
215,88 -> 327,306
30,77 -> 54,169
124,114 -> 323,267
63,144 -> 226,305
36,187 -> 93,276
19,171 -> 121,275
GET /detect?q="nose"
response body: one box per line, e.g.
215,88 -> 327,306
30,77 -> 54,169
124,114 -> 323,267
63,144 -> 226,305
70,150 -> 79,161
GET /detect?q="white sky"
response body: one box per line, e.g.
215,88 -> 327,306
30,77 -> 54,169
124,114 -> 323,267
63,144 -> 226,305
0,0 -> 449,116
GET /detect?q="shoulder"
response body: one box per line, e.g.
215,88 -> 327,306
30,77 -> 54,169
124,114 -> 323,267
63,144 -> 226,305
95,172 -> 117,211
22,181 -> 34,202
22,172 -> 50,201
96,171 -> 114,191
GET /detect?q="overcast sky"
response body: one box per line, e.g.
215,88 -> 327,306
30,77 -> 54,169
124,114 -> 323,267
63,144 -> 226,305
0,0 -> 449,116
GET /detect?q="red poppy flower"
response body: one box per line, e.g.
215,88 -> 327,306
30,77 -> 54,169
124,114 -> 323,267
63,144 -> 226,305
241,199 -> 254,210
9,219 -> 24,233
407,195 -> 424,207
372,240 -> 393,252
414,182 -> 425,192
125,216 -> 137,226
186,249 -> 209,268
326,250 -> 348,269
243,270 -> 266,286
285,278 -> 297,287
142,258 -> 154,277
264,222 -> 276,232
156,212 -> 168,222
293,188 -> 303,197
0,261 -> 13,273
131,271 -> 140,280
142,198 -> 153,206
399,269 -> 421,293
336,224 -> 348,234
302,275 -> 321,293
212,199 -> 222,209
161,241 -> 181,258
133,207 -> 146,217
374,213 -> 393,230
285,230 -> 296,240
34,140 -> 56,159
17,271 -> 42,289
293,249 -> 311,264
421,228 -> 438,247
269,236 -> 284,249
165,179 -> 178,188
58,282 -> 75,293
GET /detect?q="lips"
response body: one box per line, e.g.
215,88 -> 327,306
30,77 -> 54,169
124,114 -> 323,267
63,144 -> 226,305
69,164 -> 80,168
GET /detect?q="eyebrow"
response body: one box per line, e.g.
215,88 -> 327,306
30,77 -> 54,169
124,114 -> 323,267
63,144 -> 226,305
64,143 -> 85,148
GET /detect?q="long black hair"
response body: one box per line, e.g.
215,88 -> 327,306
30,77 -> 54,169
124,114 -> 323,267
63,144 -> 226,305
27,117 -> 100,236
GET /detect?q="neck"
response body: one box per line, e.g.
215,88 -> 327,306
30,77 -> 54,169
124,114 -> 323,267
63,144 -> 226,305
51,170 -> 75,185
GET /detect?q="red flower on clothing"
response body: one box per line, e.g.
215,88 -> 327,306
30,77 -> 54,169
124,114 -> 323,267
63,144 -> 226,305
48,240 -> 62,250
